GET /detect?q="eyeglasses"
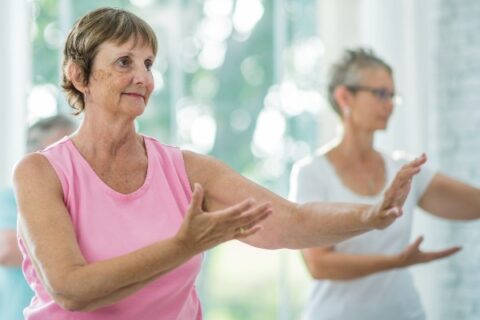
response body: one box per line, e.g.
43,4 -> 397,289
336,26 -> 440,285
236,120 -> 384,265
346,85 -> 402,105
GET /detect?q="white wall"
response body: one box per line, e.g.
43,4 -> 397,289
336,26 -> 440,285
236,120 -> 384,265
0,0 -> 30,188
316,0 -> 428,154
416,0 -> 480,319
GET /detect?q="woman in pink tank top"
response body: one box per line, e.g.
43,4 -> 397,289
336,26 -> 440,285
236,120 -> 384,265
13,7 -> 426,320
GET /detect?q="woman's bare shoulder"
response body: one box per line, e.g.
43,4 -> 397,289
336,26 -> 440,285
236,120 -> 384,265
13,153 -> 62,192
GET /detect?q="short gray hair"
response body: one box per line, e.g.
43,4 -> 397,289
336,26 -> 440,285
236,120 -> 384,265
328,48 -> 392,116
27,115 -> 77,152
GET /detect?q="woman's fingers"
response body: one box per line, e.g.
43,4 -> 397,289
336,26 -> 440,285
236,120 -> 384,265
423,246 -> 462,262
230,202 -> 272,225
235,225 -> 264,239
217,197 -> 256,218
398,154 -> 426,179
234,209 -> 272,234
179,192 -> 274,252
189,183 -> 205,214
402,235 -> 461,265
404,153 -> 427,170
383,207 -> 402,219
221,201 -> 272,238
384,154 -> 427,209
372,206 -> 402,230
411,236 -> 424,249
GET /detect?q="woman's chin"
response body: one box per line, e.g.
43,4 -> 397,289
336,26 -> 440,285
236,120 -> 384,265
377,119 -> 390,130
123,103 -> 146,117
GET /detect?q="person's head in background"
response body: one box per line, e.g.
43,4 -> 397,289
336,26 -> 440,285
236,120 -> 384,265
328,48 -> 399,134
0,115 -> 76,320
27,115 -> 77,153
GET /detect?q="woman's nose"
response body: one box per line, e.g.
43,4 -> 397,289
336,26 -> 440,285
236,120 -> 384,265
133,66 -> 152,85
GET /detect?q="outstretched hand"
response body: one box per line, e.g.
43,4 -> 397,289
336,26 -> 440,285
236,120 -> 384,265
364,154 -> 427,230
174,183 -> 272,254
397,236 -> 461,267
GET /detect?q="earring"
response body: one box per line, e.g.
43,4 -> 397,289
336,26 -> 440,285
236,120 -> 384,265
343,106 -> 351,118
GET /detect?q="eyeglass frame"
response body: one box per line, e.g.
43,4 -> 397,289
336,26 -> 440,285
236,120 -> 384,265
345,85 -> 402,105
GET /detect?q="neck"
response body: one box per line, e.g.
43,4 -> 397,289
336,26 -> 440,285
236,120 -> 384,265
336,123 -> 376,161
72,110 -> 141,157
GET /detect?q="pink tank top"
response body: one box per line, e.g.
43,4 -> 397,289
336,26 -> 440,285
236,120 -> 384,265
18,136 -> 203,319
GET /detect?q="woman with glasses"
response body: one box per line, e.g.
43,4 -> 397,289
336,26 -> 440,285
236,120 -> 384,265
12,10 -> 426,319
290,48 -> 480,320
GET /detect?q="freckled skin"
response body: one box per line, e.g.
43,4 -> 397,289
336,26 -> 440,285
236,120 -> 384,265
91,69 -> 111,81
83,38 -> 155,119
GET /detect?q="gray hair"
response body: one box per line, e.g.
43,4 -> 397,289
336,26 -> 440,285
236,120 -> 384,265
27,114 -> 77,152
328,48 -> 392,116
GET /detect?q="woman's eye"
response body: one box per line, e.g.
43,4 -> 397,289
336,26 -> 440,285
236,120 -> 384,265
145,60 -> 153,71
117,57 -> 131,67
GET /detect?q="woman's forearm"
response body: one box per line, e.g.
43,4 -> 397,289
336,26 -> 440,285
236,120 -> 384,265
37,237 -> 197,311
78,275 -> 158,311
259,202 -> 374,249
303,250 -> 401,280
420,174 -> 480,220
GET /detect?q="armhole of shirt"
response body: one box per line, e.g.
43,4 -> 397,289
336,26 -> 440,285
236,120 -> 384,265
38,152 -> 69,203
171,148 -> 193,206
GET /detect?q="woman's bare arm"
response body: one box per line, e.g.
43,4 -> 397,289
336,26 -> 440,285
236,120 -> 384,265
183,151 -> 426,249
302,236 -> 461,280
14,154 -> 270,311
419,173 -> 480,220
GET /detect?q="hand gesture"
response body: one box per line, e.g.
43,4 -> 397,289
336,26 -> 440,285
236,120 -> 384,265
364,154 -> 427,230
397,236 -> 461,267
174,183 -> 272,254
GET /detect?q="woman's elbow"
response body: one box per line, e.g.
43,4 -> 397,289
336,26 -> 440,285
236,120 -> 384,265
56,297 -> 88,312
306,266 -> 332,280
303,257 -> 337,280
47,276 -> 92,311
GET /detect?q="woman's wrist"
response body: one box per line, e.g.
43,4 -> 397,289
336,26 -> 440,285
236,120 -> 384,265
359,203 -> 379,230
171,234 -> 201,257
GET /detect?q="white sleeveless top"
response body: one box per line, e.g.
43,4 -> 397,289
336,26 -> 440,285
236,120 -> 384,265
289,150 -> 435,320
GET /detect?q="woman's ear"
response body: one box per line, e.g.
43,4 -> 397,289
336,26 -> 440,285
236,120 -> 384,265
334,85 -> 352,118
66,62 -> 88,94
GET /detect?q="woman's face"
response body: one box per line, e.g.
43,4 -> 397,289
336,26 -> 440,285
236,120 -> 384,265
85,37 -> 155,118
348,68 -> 395,131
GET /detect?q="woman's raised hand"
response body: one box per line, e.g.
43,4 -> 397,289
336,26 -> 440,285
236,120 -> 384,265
174,183 -> 273,254
396,236 -> 461,267
363,154 -> 427,230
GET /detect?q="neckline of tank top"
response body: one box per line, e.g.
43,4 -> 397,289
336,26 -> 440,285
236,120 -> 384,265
64,135 -> 154,200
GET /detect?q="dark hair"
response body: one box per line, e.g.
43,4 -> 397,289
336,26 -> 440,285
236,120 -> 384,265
61,7 -> 158,114
328,48 -> 392,116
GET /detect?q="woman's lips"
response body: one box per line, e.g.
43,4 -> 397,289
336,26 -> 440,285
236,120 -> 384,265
123,92 -> 145,101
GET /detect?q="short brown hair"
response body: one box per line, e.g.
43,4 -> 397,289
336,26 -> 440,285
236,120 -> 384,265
61,7 -> 158,114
